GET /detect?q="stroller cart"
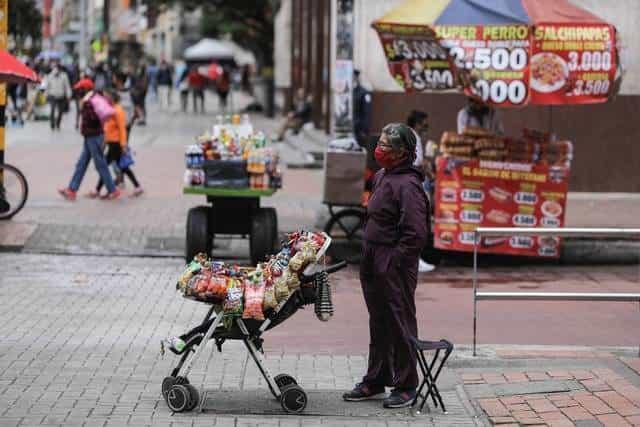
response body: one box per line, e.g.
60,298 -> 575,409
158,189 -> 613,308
162,233 -> 347,415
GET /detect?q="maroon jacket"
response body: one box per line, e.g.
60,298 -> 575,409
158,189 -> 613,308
80,94 -> 103,137
363,163 -> 429,258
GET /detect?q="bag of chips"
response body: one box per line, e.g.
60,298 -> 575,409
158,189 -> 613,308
274,275 -> 290,302
223,278 -> 245,317
204,275 -> 228,302
285,268 -> 301,291
243,278 -> 266,321
263,283 -> 278,311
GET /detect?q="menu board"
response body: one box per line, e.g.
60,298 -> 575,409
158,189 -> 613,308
433,157 -> 569,257
530,24 -> 617,104
439,25 -> 531,107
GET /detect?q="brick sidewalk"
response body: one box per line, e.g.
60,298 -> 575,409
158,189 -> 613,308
2,253 -> 640,426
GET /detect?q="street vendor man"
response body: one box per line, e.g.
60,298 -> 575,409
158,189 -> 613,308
343,123 -> 429,408
457,96 -> 504,135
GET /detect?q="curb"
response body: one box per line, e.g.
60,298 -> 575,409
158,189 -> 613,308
561,238 -> 640,264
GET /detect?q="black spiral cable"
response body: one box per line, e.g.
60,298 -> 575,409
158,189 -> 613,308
314,271 -> 333,321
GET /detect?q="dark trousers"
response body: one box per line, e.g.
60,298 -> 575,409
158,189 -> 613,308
96,143 -> 140,191
49,97 -> 65,129
360,241 -> 419,390
193,89 -> 204,113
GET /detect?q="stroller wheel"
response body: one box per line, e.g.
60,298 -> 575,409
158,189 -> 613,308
185,384 -> 200,411
274,374 -> 297,389
161,376 -> 176,401
167,384 -> 191,413
280,384 -> 307,414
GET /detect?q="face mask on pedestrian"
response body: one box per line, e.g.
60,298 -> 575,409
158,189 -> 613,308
375,137 -> 405,169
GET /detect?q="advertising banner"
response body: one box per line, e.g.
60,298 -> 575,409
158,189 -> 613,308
433,157 -> 569,257
373,21 -> 619,106
441,25 -> 531,107
374,24 -> 455,92
530,24 -> 618,104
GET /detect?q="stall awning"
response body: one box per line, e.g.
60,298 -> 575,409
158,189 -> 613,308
372,0 -> 621,106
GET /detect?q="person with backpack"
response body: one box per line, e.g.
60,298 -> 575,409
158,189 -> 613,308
88,90 -> 143,198
58,79 -> 121,201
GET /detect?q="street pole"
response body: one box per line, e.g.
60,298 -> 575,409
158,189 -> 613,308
332,0 -> 354,138
0,0 -> 7,167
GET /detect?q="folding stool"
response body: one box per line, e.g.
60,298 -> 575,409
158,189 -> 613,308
410,337 -> 454,413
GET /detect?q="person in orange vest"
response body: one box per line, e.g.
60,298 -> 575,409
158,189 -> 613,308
88,90 -> 143,198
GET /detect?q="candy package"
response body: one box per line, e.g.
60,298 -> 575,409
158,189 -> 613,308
243,278 -> 266,320
223,278 -> 245,317
177,259 -> 204,292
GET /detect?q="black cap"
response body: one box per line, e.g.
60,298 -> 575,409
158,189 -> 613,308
353,69 -> 361,77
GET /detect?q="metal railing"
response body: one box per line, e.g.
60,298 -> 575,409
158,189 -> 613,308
473,227 -> 640,356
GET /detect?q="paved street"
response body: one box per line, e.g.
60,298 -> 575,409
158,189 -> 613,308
1,253 -> 640,427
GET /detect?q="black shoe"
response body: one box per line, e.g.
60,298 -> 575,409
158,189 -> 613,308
383,389 -> 416,408
343,383 -> 386,401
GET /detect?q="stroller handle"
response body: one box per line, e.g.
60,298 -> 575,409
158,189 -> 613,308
324,260 -> 348,275
300,261 -> 348,284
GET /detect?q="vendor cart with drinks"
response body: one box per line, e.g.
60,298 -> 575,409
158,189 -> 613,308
183,115 -> 283,264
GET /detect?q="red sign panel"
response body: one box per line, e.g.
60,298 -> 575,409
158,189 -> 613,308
530,24 -> 617,104
433,157 -> 569,257
440,25 -> 531,107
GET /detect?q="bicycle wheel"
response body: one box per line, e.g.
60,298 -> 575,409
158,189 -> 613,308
0,163 -> 28,220
324,208 -> 365,264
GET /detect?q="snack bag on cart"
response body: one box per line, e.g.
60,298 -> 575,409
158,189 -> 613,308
243,278 -> 266,321
223,278 -> 245,328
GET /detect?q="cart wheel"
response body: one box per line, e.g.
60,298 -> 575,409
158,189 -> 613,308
185,384 -> 200,411
324,208 -> 365,264
166,384 -> 192,413
263,207 -> 279,252
250,208 -> 275,265
274,373 -> 297,389
161,376 -> 176,401
185,206 -> 212,261
280,384 -> 307,414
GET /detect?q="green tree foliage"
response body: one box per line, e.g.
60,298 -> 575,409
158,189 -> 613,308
9,0 -> 43,50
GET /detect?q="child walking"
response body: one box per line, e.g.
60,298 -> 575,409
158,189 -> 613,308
89,90 -> 144,198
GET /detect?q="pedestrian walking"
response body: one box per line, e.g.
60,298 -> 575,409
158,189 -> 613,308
176,64 -> 190,113
130,66 -> 148,125
216,68 -> 231,113
157,59 -> 173,109
188,67 -> 206,114
88,90 -> 143,198
58,79 -> 121,201
343,123 -> 428,409
45,62 -> 71,130
147,60 -> 159,103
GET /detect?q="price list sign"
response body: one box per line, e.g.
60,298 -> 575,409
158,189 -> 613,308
530,24 -> 617,104
433,157 -> 570,258
439,25 -> 531,107
374,23 -> 456,91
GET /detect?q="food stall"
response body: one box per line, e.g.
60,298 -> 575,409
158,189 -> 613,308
372,0 -> 621,258
183,114 -> 282,264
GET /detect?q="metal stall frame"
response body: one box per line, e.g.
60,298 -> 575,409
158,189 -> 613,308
472,227 -> 640,357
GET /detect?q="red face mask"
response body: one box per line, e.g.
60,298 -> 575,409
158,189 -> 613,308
374,146 -> 398,169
